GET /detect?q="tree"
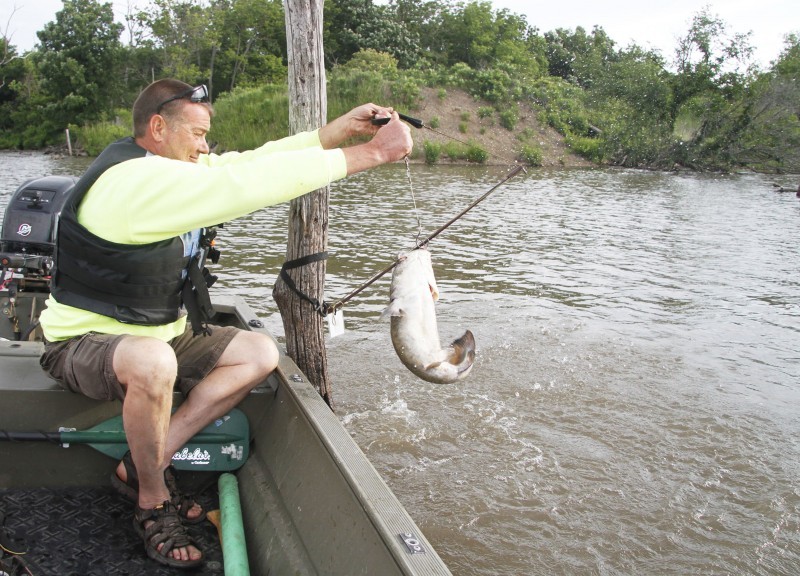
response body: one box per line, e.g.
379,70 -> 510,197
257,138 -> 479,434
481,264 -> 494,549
324,0 -> 420,68
590,46 -> 674,167
439,0 -> 494,68
36,0 -> 123,139
734,34 -> 800,172
389,0 -> 449,65
1,36 -> 19,92
133,0 -> 211,85
773,32 -> 800,77
672,7 -> 754,109
208,0 -> 287,91
0,38 -> 33,147
667,8 -> 759,169
544,25 -> 617,88
2,5 -> 24,89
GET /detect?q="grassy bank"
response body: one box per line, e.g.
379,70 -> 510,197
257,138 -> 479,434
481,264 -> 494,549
72,62 -> 588,167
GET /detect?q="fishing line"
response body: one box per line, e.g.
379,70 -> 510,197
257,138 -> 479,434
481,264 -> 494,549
289,115 -> 527,318
323,164 -> 526,315
404,156 -> 423,245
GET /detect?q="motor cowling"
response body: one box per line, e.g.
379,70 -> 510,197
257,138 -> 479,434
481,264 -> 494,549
1,175 -> 76,290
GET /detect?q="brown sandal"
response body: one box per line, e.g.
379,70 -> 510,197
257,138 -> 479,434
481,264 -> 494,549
112,451 -> 207,524
134,501 -> 203,569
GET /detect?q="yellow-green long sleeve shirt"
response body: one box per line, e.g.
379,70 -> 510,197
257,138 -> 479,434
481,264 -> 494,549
39,129 -> 346,342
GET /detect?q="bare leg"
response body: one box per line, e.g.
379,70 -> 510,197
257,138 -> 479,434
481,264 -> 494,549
114,336 -> 176,506
113,335 -> 200,563
113,330 -> 277,563
164,330 -> 278,456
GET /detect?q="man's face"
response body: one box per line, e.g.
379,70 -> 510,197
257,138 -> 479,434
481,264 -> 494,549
160,103 -> 211,163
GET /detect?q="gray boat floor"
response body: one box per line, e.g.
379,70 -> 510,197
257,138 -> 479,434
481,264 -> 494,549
0,481 -> 224,575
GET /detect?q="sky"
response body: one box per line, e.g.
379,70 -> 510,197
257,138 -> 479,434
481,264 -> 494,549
2,0 -> 798,69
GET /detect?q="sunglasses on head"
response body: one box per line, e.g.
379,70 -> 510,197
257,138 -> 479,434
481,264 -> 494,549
156,84 -> 209,113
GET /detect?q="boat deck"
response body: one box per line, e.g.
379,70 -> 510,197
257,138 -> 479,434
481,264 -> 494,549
0,296 -> 453,575
0,483 -> 223,575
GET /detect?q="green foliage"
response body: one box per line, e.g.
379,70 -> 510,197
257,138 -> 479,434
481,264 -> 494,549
520,144 -> 543,166
529,77 -> 592,136
774,33 -> 800,77
0,0 -> 795,171
423,140 -> 441,164
328,57 -> 421,117
465,143 -> 488,163
735,38 -> 800,172
544,25 -> 618,88
71,117 -> 131,156
442,141 -> 462,159
591,46 -> 672,121
324,0 -> 420,68
424,140 -> 487,163
210,84 -> 289,151
593,99 -> 673,167
499,108 -> 518,130
517,127 -> 535,141
327,69 -> 390,122
336,48 -> 399,78
565,133 -> 604,163
389,72 -> 423,109
35,0 -> 124,142
430,61 -> 528,104
211,0 -> 288,90
436,0 -> 546,78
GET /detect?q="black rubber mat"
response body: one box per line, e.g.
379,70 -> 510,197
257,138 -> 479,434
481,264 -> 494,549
0,486 -> 224,575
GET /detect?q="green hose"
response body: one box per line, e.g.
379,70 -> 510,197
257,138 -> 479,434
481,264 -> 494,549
219,472 -> 250,575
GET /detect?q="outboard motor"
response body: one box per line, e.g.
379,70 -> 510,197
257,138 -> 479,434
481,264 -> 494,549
0,176 -> 75,293
0,176 -> 75,340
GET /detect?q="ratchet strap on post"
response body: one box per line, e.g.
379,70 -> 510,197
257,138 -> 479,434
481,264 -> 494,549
278,252 -> 330,316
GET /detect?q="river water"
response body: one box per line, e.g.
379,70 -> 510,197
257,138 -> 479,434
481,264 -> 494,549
1,151 -> 798,575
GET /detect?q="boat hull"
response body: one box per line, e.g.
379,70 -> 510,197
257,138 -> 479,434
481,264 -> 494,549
0,294 -> 452,575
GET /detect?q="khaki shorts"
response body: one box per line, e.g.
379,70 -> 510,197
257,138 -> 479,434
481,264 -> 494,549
40,326 -> 240,401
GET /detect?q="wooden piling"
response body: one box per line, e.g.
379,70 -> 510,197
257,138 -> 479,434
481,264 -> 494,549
274,0 -> 334,406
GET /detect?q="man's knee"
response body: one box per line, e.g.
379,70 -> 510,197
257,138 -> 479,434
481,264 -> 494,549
247,331 -> 280,377
227,330 -> 279,380
113,336 -> 178,396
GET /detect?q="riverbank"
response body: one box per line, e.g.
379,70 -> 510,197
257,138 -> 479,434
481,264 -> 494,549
21,86 -> 594,168
408,87 -> 594,168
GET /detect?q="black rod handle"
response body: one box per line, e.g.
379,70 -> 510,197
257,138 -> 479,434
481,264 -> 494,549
371,113 -> 424,129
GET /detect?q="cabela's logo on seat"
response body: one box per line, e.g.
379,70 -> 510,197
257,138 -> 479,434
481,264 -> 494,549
172,447 -> 211,465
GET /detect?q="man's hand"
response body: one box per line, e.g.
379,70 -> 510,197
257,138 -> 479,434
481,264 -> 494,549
319,103 -> 396,149
341,110 -> 413,175
317,103 -> 413,175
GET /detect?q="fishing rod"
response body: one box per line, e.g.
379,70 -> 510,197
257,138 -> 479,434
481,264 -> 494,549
373,112 -> 491,153
325,163 -> 526,314
287,113 -> 527,316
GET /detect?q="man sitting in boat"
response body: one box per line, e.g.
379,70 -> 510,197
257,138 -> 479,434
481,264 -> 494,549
37,78 -> 412,569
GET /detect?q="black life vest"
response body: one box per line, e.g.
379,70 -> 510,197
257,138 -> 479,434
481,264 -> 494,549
51,137 -> 218,335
